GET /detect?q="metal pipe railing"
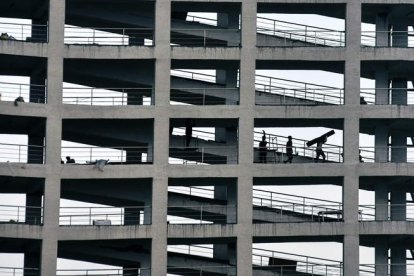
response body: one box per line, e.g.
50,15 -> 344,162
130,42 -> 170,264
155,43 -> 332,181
169,146 -> 238,165
170,88 -> 239,105
56,267 -> 151,275
64,26 -> 154,46
0,21 -> 48,42
170,28 -> 240,47
59,206 -> 151,226
361,31 -> 414,47
0,267 -> 40,276
167,204 -> 236,224
359,146 -> 414,163
0,143 -> 44,164
0,205 -> 43,225
360,88 -> 414,105
0,82 -> 46,103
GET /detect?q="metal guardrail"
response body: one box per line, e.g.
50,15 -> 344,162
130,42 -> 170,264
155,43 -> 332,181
64,26 -> 154,46
361,31 -> 414,47
360,88 -> 414,105
171,28 -> 240,47
359,264 -> 414,275
168,204 -> 236,224
0,205 -> 43,225
0,22 -> 47,42
0,267 -> 40,276
172,69 -> 343,106
0,82 -> 46,103
59,206 -> 151,226
61,145 -> 152,165
0,143 -> 44,164
170,88 -> 239,105
359,204 -> 414,221
253,247 -> 343,275
62,87 -> 153,106
56,268 -> 151,276
169,146 -> 238,165
168,265 -> 236,275
254,132 -> 343,163
359,146 -> 414,163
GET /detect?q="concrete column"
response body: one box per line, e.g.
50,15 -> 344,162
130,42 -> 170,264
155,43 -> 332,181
392,24 -> 408,47
391,79 -> 407,105
374,238 -> 388,276
390,245 -> 406,276
390,131 -> 407,163
30,73 -> 46,104
24,252 -> 40,274
31,19 -> 48,42
216,66 -> 238,104
344,1 -> 361,106
390,190 -> 406,221
217,10 -> 240,46
26,193 -> 42,225
343,235 -> 359,276
213,243 -> 237,265
374,124 -> 389,163
214,183 -> 237,223
28,135 -> 44,164
375,67 -> 390,105
375,184 -> 388,221
375,13 -> 389,47
343,118 -> 359,163
41,0 -> 65,274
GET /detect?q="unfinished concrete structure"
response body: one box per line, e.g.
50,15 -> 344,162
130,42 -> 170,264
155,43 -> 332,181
1,0 -> 414,275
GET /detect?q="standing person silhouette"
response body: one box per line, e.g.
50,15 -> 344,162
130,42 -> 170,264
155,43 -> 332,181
259,131 -> 268,163
283,136 -> 294,163
314,136 -> 327,163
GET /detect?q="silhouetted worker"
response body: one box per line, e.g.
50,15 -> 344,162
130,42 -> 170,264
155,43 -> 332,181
360,97 -> 368,105
259,131 -> 268,163
185,119 -> 195,147
284,136 -> 293,163
66,156 -> 75,164
314,136 -> 327,163
359,150 -> 364,163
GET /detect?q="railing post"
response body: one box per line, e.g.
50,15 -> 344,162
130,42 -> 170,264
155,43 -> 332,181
203,89 -> 206,105
89,207 -> 92,225
200,205 -> 203,223
203,30 -> 206,47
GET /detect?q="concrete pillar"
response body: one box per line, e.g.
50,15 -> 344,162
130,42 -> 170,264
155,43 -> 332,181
375,184 -> 388,221
31,19 -> 48,42
390,131 -> 407,163
41,0 -> 65,273
375,13 -> 389,47
343,235 -> 359,276
375,68 -> 390,105
213,243 -> 237,265
374,124 -> 389,163
26,193 -> 43,225
391,79 -> 407,105
24,252 -> 40,274
30,74 -> 47,104
390,245 -> 406,276
390,190 -> 406,221
392,24 -> 408,47
217,11 -> 239,46
216,127 -> 238,164
374,238 -> 388,276
216,66 -> 238,104
28,135 -> 44,164
214,183 -> 237,223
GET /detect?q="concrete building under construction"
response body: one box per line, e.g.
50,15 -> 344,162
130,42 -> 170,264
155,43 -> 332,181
1,0 -> 414,275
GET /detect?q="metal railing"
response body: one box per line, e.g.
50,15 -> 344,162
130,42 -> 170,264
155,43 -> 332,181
254,132 -> 343,163
61,145 -> 152,165
0,267 -> 40,276
167,204 -> 236,224
359,146 -> 414,163
170,88 -> 239,105
168,266 -> 236,275
59,206 -> 151,226
256,17 -> 345,47
361,31 -> 414,47
0,82 -> 46,103
253,248 -> 343,275
0,22 -> 47,42
56,268 -> 151,276
0,143 -> 44,164
359,264 -> 414,275
64,26 -> 154,46
0,205 -> 43,225
169,146 -> 238,165
62,87 -> 153,106
171,29 -> 240,47
171,69 -> 343,106
359,204 -> 414,221
360,88 -> 414,105
168,186 -> 215,199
